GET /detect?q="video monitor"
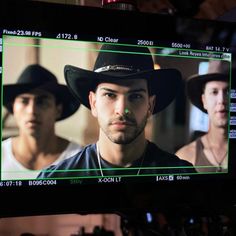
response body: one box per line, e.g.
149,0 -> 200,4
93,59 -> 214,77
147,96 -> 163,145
1,1 -> 236,217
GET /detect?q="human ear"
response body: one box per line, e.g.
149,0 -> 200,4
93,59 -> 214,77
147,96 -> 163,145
56,104 -> 63,120
202,94 -> 207,110
89,91 -> 98,117
148,95 -> 156,117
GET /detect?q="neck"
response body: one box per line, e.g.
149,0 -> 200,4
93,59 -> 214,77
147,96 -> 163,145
97,131 -> 147,167
207,125 -> 228,146
17,131 -> 59,154
12,132 -> 68,170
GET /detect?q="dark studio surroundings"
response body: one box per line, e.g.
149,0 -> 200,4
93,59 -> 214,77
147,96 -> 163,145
1,0 -> 236,235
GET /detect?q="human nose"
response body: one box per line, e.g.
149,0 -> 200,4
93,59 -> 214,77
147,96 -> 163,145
26,99 -> 38,114
115,96 -> 130,116
218,90 -> 227,104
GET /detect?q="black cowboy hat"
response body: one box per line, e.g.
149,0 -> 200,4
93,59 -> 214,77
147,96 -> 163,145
64,44 -> 182,114
3,64 -> 80,121
186,60 -> 230,113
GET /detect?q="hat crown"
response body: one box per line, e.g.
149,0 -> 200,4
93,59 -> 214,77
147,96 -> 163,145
64,44 -> 182,114
93,45 -> 154,74
207,60 -> 229,74
17,64 -> 58,85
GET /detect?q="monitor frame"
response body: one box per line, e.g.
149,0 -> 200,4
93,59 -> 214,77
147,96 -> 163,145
1,0 -> 236,217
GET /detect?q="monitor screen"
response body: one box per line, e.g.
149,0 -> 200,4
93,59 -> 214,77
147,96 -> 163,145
1,1 -> 236,217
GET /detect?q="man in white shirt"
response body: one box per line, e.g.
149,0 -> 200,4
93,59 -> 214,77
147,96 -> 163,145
2,64 -> 82,180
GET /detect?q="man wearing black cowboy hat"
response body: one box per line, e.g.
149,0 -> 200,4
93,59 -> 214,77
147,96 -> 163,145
176,60 -> 229,172
38,44 -> 196,178
2,64 -> 82,180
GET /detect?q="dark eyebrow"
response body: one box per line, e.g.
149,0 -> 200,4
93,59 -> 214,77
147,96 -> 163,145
99,87 -> 147,94
209,86 -> 229,90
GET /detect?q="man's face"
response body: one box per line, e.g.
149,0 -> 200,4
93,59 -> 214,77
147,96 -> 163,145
202,80 -> 229,128
89,79 -> 155,144
13,89 -> 62,138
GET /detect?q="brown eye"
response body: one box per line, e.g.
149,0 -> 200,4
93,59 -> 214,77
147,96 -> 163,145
20,98 -> 29,105
105,93 -> 116,99
129,93 -> 143,101
211,89 -> 218,95
15,97 -> 29,105
35,97 -> 51,108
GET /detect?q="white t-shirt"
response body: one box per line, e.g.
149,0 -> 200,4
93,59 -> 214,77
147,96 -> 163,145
1,138 -> 82,180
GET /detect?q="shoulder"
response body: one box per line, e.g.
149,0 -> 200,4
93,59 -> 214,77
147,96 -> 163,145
145,141 -> 197,173
2,138 -> 13,154
63,141 -> 83,157
175,139 -> 199,164
54,140 -> 83,164
146,141 -> 194,167
57,143 -> 96,167
67,141 -> 83,150
37,143 -> 96,178
2,138 -> 14,164
2,138 -> 11,146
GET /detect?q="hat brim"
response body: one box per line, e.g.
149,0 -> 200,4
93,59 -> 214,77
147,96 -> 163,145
187,73 -> 229,113
3,83 -> 80,121
64,65 -> 182,114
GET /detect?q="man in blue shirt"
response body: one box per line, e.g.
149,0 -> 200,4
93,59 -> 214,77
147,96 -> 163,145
38,44 -> 196,178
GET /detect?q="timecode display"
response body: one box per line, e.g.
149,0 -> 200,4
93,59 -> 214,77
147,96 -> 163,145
0,181 -> 23,187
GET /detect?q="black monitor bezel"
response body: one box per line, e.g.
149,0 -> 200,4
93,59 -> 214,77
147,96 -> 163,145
1,0 -> 236,217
